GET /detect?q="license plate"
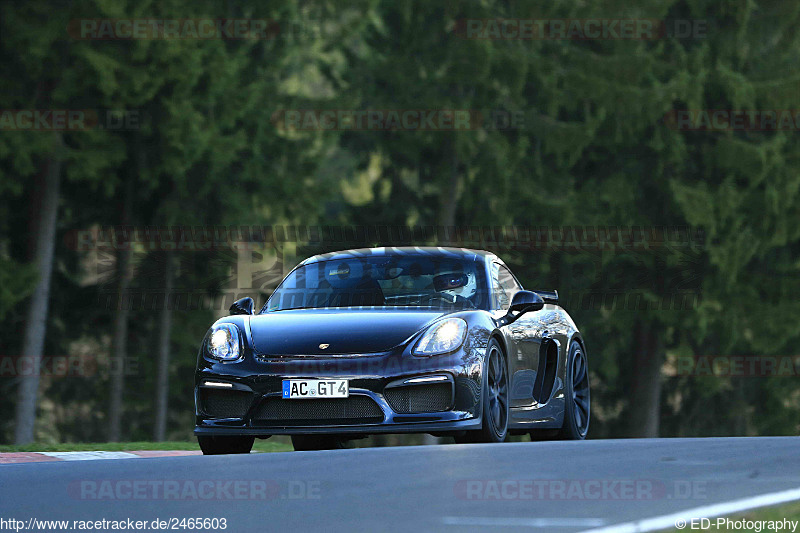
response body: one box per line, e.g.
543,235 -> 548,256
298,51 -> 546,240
282,379 -> 349,399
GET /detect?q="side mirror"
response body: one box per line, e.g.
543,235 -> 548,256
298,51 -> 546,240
229,297 -> 255,315
509,290 -> 544,314
500,290 -> 544,326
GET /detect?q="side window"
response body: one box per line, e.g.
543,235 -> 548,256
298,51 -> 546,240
491,263 -> 522,310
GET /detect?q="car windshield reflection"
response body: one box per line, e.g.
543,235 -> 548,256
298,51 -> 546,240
266,256 -> 489,312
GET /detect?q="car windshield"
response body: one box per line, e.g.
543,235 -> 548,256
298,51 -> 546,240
266,255 -> 488,311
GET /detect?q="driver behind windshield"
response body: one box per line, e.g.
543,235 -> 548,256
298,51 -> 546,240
267,255 -> 488,311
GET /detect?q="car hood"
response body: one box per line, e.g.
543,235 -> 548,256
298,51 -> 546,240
248,308 -> 449,356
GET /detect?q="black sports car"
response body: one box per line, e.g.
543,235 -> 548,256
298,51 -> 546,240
194,247 -> 590,453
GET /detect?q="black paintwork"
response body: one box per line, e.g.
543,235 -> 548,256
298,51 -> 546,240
194,247 -> 587,438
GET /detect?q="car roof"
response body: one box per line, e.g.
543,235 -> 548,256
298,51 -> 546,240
299,247 -> 498,266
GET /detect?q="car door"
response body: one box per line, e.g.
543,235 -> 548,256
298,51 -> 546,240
491,262 -> 541,408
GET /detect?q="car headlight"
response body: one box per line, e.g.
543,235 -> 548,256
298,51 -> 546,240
206,323 -> 242,361
413,318 -> 467,356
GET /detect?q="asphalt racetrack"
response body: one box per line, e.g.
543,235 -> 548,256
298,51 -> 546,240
2,437 -> 799,532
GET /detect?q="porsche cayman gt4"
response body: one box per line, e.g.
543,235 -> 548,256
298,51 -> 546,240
194,247 -> 589,453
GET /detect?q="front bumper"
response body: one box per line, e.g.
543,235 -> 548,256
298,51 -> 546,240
194,347 -> 485,436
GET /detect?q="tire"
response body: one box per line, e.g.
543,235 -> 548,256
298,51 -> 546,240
454,339 -> 509,444
291,435 -> 348,451
197,435 -> 254,455
557,341 -> 590,440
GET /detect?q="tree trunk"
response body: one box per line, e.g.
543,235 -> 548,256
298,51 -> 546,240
153,250 -> 175,441
107,249 -> 133,440
107,170 -> 134,442
438,144 -> 460,229
627,320 -> 663,437
14,134 -> 63,444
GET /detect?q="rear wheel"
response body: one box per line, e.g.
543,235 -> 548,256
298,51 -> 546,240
291,435 -> 349,451
454,339 -> 508,444
197,435 -> 254,455
557,341 -> 590,440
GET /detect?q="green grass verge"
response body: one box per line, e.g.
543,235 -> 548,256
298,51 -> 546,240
666,500 -> 800,532
0,438 -> 293,453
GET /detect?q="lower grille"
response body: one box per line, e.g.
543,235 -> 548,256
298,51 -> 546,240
199,388 -> 253,419
384,383 -> 453,414
252,396 -> 384,426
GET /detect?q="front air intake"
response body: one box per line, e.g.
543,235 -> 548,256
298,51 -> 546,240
384,383 -> 453,414
199,388 -> 254,419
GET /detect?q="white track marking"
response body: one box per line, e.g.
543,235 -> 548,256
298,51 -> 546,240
40,451 -> 140,461
442,517 -> 606,527
579,486 -> 800,533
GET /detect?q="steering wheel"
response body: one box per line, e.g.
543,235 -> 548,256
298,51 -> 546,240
416,293 -> 476,309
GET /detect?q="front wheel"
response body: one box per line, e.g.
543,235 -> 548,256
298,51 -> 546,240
557,341 -> 590,440
198,435 -> 254,455
454,339 -> 508,444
